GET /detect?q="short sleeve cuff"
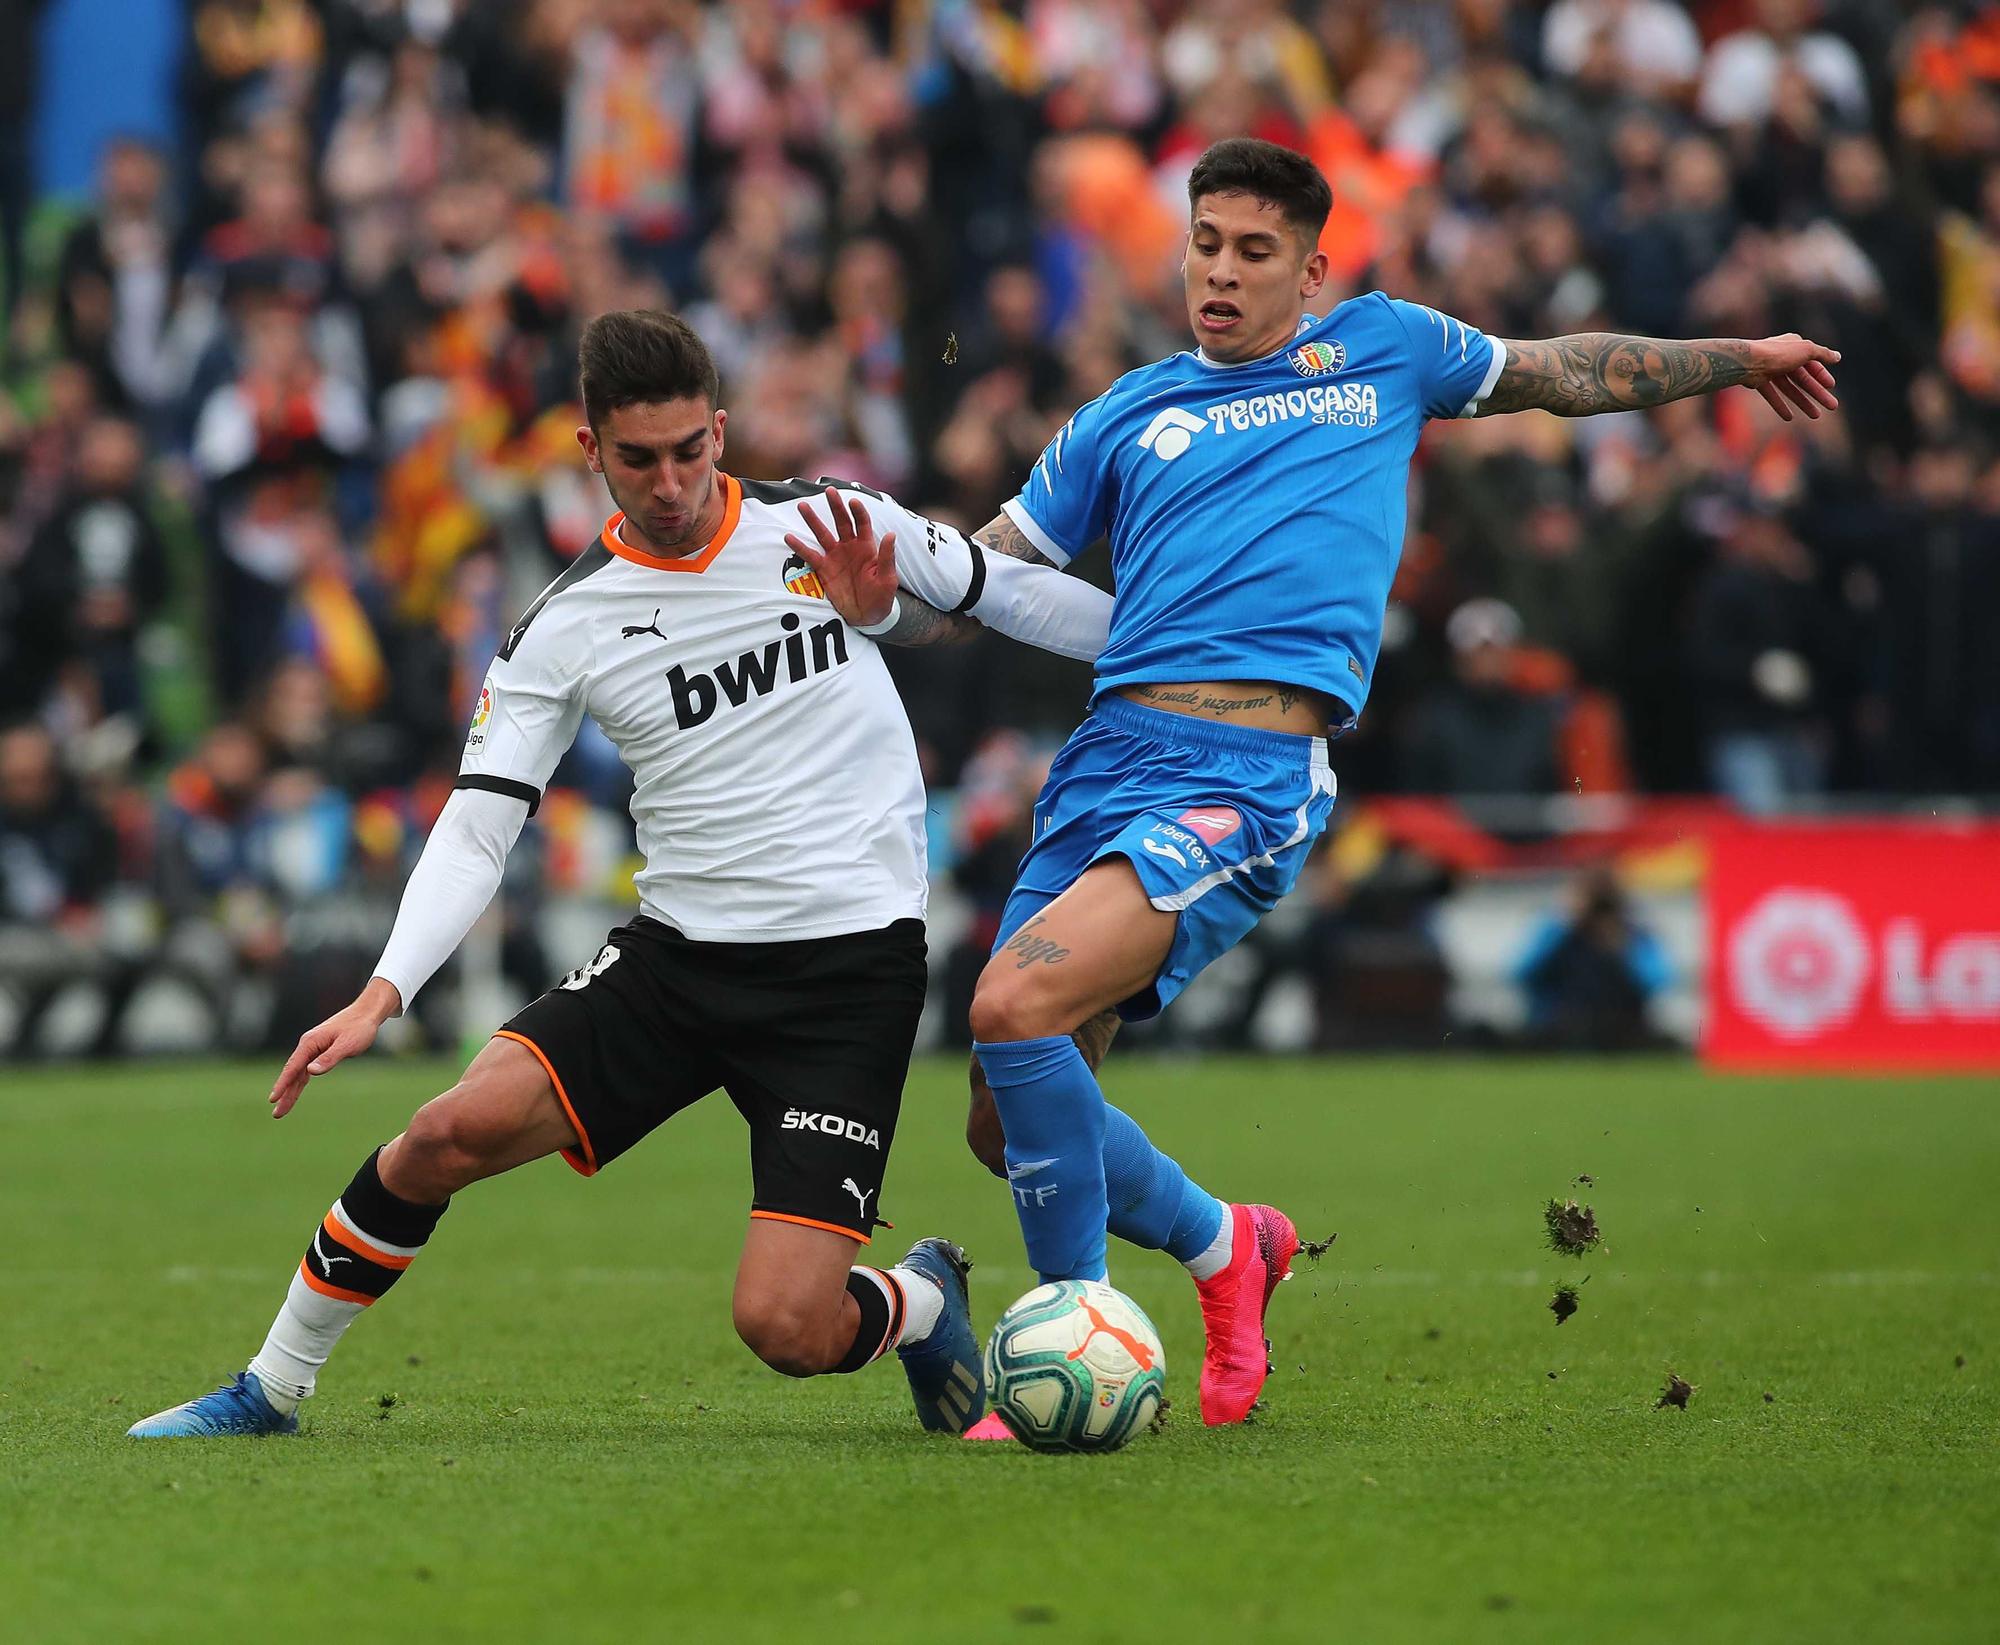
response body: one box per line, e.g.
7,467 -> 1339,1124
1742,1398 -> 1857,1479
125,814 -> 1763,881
1001,496 -> 1074,567
454,773 -> 541,815
1457,334 -> 1509,418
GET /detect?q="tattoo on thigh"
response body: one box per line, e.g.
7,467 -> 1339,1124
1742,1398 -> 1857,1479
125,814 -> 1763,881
1002,915 -> 1071,969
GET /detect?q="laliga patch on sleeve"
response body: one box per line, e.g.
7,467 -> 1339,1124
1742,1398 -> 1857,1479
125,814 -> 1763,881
465,680 -> 493,753
1177,806 -> 1242,847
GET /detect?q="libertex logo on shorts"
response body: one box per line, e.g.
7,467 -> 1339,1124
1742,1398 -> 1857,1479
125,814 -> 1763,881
1139,807 -> 1241,873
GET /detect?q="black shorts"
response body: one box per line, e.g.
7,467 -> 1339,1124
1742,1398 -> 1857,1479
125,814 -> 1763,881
496,915 -> 927,1244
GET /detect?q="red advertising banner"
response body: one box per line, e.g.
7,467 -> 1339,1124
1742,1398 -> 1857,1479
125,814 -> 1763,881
1704,823 -> 2000,1071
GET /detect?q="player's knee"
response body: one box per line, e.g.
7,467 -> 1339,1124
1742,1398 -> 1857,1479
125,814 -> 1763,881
733,1296 -> 835,1379
395,1091 -> 503,1196
968,964 -> 1068,1044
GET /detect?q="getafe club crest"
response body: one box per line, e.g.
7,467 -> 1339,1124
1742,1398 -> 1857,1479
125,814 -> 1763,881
1289,338 -> 1345,376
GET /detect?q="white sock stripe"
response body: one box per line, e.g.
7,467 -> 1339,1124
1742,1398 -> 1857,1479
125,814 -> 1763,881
1184,1210 -> 1237,1281
330,1199 -> 424,1259
885,1263 -> 946,1347
252,1263 -> 370,1401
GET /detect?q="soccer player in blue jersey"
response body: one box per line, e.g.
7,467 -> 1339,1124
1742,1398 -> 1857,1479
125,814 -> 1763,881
792,138 -> 1838,1435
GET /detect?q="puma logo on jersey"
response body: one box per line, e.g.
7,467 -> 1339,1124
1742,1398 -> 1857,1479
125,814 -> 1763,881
842,1178 -> 875,1219
622,609 -> 667,641
667,613 -> 849,729
312,1230 -> 352,1271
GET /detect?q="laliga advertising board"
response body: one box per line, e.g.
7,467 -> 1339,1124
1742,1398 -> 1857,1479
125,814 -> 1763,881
1705,823 -> 2000,1071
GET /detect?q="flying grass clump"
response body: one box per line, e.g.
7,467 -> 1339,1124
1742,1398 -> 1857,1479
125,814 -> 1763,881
1299,1231 -> 1339,1262
1549,1281 -> 1581,1325
1544,1197 -> 1602,1257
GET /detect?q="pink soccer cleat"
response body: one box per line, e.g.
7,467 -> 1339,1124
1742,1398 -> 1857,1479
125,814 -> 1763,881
962,1410 -> 1017,1441
1194,1203 -> 1299,1426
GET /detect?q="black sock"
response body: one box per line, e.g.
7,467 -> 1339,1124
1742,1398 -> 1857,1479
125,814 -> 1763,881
830,1269 -> 906,1374
299,1146 -> 450,1303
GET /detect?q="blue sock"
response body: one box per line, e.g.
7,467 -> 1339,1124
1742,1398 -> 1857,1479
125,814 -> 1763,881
1102,1104 -> 1227,1265
974,1036 -> 1109,1283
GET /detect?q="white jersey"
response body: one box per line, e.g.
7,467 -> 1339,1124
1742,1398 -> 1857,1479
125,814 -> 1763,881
456,473 -> 1088,942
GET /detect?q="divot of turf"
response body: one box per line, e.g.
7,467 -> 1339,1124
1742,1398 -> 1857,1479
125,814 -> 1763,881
1657,1372 -> 1696,1410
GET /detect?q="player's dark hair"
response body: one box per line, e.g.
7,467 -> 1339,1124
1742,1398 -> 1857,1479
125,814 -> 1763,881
1187,139 -> 1333,247
578,309 -> 720,426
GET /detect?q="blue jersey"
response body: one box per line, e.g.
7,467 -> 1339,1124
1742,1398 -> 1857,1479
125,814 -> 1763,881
1002,294 -> 1504,719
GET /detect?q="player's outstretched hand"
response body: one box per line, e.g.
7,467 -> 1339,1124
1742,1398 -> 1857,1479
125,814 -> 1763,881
785,488 -> 899,628
269,980 -> 400,1118
1742,334 -> 1840,422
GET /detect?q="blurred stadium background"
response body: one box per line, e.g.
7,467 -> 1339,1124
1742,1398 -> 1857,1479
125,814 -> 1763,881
2,0 -> 1998,1070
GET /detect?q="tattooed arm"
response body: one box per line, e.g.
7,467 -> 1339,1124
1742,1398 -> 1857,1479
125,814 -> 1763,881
785,493 -> 1108,653
871,599 -> 983,646
1477,332 -> 1840,422
973,512 -> 1058,567
858,515 -> 1060,644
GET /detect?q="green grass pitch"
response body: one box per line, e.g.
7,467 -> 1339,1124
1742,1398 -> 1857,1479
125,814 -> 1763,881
4,1054 -> 1996,1643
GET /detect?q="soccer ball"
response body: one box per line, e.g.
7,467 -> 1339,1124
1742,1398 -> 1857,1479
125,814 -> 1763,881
984,1280 -> 1166,1453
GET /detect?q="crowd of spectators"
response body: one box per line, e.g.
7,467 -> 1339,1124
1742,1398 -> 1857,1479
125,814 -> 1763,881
2,0 -> 1998,1054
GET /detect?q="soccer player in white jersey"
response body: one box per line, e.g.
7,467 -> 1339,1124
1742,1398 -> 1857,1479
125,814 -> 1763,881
794,137 -> 1840,1438
126,310 -> 1114,1439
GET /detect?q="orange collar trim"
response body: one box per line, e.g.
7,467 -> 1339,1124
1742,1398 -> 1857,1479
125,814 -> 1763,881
599,475 -> 741,572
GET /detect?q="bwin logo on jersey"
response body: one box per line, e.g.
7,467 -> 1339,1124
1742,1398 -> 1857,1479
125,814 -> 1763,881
667,613 -> 849,728
1137,406 -> 1207,462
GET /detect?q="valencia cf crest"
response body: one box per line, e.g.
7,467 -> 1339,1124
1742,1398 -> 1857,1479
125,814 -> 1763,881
1289,339 -> 1345,376
781,552 -> 826,600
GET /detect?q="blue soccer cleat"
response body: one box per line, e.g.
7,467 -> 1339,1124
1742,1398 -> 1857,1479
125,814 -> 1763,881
895,1237 -> 986,1435
126,1371 -> 299,1438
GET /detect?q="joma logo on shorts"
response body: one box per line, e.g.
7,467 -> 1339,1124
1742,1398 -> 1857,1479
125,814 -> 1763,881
782,1110 -> 882,1149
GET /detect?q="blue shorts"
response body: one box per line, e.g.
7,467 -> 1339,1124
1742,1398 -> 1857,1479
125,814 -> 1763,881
994,694 -> 1338,1020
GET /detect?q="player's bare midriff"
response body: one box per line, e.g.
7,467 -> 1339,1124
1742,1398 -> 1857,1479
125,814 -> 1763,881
1116,680 -> 1335,737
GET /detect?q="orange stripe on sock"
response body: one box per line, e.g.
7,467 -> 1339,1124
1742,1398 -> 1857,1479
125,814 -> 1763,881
878,1269 -> 907,1356
298,1258 -> 376,1307
322,1212 -> 413,1270
492,1029 -> 597,1175
749,1209 -> 869,1245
